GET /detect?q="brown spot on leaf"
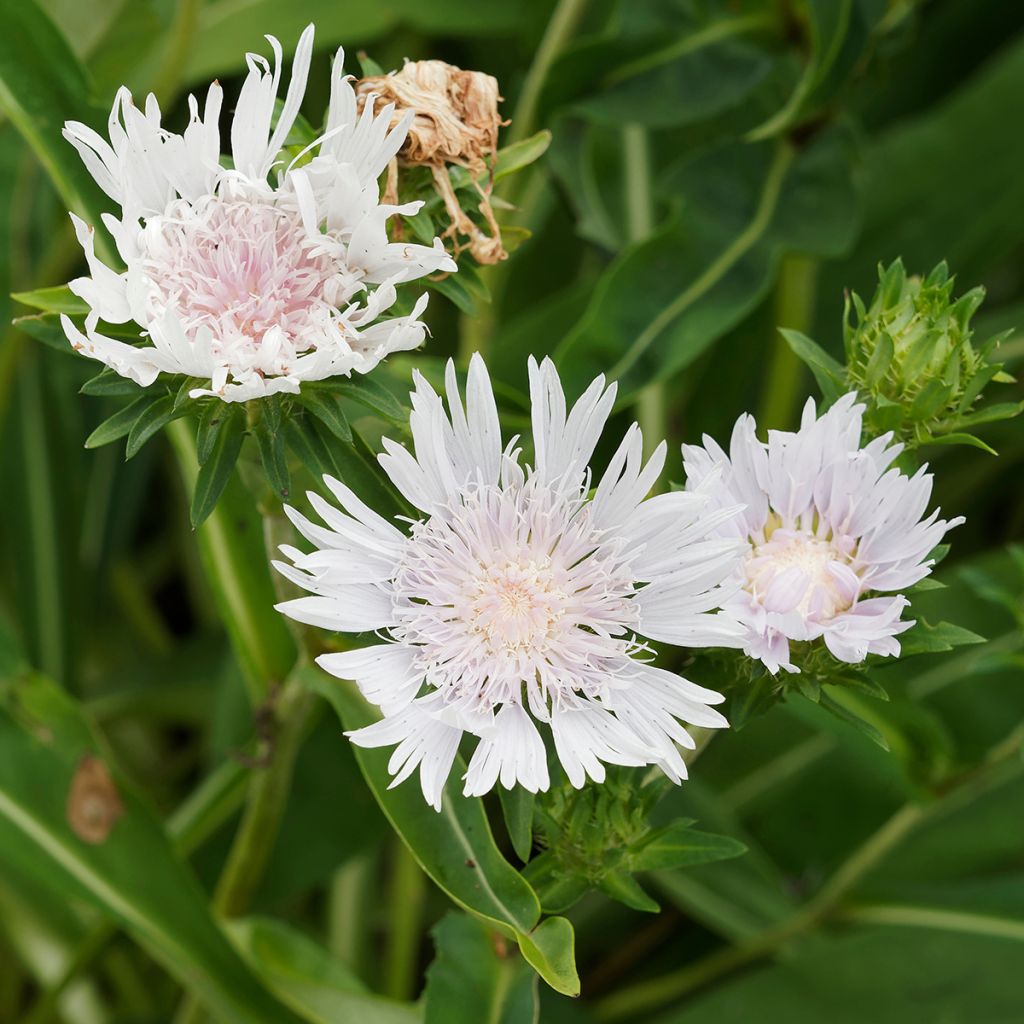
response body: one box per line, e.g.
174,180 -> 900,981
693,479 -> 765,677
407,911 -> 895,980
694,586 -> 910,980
67,755 -> 124,843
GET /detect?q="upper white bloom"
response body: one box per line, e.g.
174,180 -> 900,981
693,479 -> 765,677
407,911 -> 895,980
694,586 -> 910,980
683,393 -> 964,674
274,355 -> 744,809
60,24 -> 455,402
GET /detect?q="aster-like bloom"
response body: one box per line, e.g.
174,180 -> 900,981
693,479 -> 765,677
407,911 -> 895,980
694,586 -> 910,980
274,355 -> 744,808
60,24 -> 455,402
683,394 -> 964,674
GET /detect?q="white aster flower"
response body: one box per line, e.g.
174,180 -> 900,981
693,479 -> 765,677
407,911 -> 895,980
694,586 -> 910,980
60,24 -> 455,402
274,355 -> 745,809
682,393 -> 964,674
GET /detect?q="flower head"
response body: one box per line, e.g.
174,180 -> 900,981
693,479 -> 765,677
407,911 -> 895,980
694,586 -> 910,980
683,394 -> 964,674
61,24 -> 455,402
275,355 -> 744,808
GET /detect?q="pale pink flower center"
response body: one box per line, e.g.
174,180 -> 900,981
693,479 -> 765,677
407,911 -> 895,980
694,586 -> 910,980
139,195 -> 338,351
745,528 -> 860,621
391,483 -> 640,708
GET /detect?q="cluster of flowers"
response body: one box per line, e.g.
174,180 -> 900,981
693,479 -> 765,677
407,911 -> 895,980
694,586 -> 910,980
61,27 -> 962,810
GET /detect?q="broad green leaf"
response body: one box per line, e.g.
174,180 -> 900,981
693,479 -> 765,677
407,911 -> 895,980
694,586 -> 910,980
255,418 -> 291,502
187,414 -> 245,528
0,673 -> 304,1024
555,125 -> 861,398
0,0 -> 111,243
925,433 -> 998,456
305,669 -> 579,995
80,368 -> 140,397
229,916 -> 420,1024
747,0 -> 854,140
424,913 -> 536,1024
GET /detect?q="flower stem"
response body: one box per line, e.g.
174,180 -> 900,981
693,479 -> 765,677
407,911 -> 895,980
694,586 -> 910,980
381,840 -> 427,1001
759,253 -> 819,429
151,0 -> 203,106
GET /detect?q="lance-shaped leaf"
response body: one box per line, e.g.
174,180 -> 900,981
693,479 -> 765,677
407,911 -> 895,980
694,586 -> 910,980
306,668 -> 580,996
0,673 -> 304,1024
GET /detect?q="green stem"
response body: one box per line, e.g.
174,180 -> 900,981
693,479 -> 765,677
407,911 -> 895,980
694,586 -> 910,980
608,143 -> 796,383
167,420 -> 297,705
759,253 -> 819,429
381,840 -> 427,1001
459,0 -> 589,362
328,853 -> 376,981
507,0 -> 591,148
150,0 -> 203,106
841,903 -> 1024,943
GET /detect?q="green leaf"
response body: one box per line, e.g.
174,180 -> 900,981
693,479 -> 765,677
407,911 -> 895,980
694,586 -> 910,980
598,871 -> 660,913
229,916 -> 419,1024
728,672 -> 783,731
951,401 -> 1024,429
80,368 -> 141,397
255,418 -> 291,502
816,690 -> 890,751
656,926 -> 1024,1023
0,0 -> 111,244
779,328 -> 845,403
84,392 -> 164,449
424,912 -> 536,1024
898,620 -> 986,657
297,391 -> 353,444
333,376 -> 408,425
632,822 -> 747,872
125,394 -> 177,459
0,674 -> 304,1024
747,0 -> 854,141
499,787 -> 534,863
924,433 -> 998,455
304,669 -> 579,995
515,917 -> 579,998
494,131 -> 552,181
12,285 -> 89,315
556,125 -> 860,399
196,401 -> 234,466
187,414 -> 245,528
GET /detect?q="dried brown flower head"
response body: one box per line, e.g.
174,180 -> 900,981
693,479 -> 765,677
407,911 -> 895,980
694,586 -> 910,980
357,60 -> 507,264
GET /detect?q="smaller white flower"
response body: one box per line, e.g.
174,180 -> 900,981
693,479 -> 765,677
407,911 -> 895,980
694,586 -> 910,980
60,24 -> 455,402
683,393 -> 964,674
274,355 -> 745,809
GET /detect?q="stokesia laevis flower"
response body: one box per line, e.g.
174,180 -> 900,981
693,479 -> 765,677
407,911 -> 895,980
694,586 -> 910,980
682,393 -> 964,675
60,24 -> 455,402
274,355 -> 745,809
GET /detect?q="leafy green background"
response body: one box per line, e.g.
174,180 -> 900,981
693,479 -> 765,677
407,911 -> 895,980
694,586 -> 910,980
1,1 -> 1023,1022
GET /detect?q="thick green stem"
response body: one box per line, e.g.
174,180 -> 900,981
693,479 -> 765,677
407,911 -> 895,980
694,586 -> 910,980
150,0 -> 203,105
381,840 -> 428,1001
167,420 -> 297,705
328,853 -> 375,981
759,254 -> 819,429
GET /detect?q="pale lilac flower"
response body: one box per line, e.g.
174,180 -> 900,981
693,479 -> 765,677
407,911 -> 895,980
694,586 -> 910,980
60,24 -> 455,402
683,394 -> 964,674
274,355 -> 744,808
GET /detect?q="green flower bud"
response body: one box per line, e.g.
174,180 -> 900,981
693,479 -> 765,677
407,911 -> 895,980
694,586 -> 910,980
843,259 -> 1015,448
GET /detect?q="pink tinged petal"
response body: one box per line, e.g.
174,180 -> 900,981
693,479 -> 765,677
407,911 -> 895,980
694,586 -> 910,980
761,567 -> 810,614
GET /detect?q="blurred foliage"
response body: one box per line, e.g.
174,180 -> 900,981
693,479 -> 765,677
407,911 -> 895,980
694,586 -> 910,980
0,0 -> 1023,1022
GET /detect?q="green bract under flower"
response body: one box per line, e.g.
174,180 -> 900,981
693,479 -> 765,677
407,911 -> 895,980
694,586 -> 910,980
843,259 -> 1017,448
